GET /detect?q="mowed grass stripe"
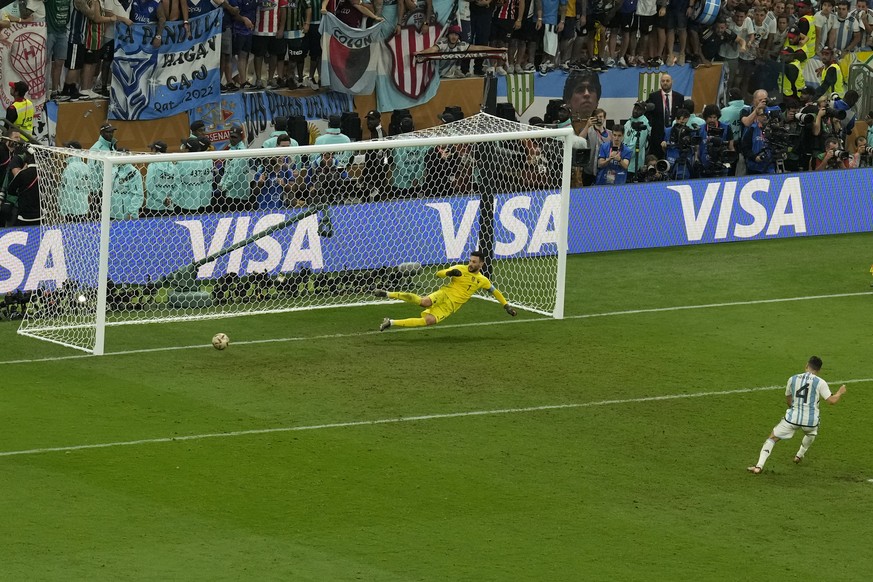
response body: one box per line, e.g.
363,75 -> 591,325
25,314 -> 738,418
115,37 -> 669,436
2,290 -> 870,366
2,378 -> 871,458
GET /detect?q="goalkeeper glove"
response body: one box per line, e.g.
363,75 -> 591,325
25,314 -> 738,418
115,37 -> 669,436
446,269 -> 462,277
504,304 -> 517,317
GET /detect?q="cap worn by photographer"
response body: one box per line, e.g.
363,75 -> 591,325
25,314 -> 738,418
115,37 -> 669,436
100,123 -> 117,132
437,112 -> 455,124
65,140 -> 82,149
366,110 -> 381,120
150,140 -> 168,152
229,126 -> 243,137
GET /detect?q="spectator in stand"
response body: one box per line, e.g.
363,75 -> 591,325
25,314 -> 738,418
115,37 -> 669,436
595,126 -> 631,185
252,0 -> 287,89
466,0 -> 493,76
68,0 -> 120,100
229,0 -> 259,89
327,0 -> 384,26
303,0 -> 322,88
175,137 -> 215,213
130,0 -> 168,47
814,0 -> 836,56
724,5 -> 754,93
40,0 -> 81,100
488,0 -> 525,75
218,1 -> 254,90
831,0 -> 860,54
745,6 -> 772,95
554,0 -> 577,69
632,0 -> 657,67
96,0 -> 134,97
418,24 -> 471,78
768,14 -> 790,60
663,0 -> 688,65
283,0 -> 311,88
623,101 -> 650,174
143,141 -> 176,216
580,107 -> 608,185
693,17 -> 743,68
852,0 -> 873,50
510,0 -> 542,73
537,0 -> 567,74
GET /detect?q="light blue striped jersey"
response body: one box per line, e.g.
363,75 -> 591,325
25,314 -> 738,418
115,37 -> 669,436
784,372 -> 833,427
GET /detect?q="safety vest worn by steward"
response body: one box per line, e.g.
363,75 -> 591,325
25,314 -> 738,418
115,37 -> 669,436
799,14 -> 817,58
820,62 -> 845,97
11,99 -> 34,133
779,57 -> 805,97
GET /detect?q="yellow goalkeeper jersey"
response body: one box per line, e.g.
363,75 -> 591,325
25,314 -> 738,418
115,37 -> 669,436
437,264 -> 494,305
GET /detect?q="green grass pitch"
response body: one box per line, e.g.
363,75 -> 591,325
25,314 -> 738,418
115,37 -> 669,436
2,233 -> 872,580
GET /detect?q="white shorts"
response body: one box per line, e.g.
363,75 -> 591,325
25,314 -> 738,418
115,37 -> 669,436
773,418 -> 818,440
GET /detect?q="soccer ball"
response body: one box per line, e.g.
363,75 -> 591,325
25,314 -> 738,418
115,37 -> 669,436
212,333 -> 230,350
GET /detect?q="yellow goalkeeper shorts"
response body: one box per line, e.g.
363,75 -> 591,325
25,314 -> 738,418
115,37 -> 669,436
422,290 -> 458,323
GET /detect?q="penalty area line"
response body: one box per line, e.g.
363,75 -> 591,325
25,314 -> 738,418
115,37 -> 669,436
2,290 -> 871,366
1,378 -> 870,458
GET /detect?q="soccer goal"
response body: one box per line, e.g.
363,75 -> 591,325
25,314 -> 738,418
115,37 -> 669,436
20,113 -> 573,354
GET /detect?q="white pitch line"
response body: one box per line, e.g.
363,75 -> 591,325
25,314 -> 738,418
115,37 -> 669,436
1,378 -> 870,458
3,290 -> 871,366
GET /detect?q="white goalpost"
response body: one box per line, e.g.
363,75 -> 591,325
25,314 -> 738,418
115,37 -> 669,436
20,113 -> 573,354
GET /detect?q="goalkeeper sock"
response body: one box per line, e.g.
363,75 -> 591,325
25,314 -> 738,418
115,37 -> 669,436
756,437 -> 777,468
388,292 -> 423,306
796,435 -> 816,458
391,317 -> 428,328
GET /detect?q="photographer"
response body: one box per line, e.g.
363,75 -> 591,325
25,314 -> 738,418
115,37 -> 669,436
814,136 -> 851,170
5,145 -> 39,226
582,108 -> 610,186
850,135 -> 872,168
661,109 -> 697,180
741,107 -> 777,174
810,96 -> 844,165
595,126 -> 632,186
698,104 -> 735,178
636,154 -> 669,183
623,102 -> 652,176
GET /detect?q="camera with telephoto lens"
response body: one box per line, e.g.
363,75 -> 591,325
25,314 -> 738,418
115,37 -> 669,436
669,124 -> 701,152
635,159 -> 670,182
630,120 -> 648,131
831,149 -> 850,161
634,101 -> 655,113
700,126 -> 739,177
823,107 -> 847,120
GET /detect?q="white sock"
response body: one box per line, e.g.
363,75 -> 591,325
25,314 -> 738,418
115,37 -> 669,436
756,437 -> 777,468
796,435 -> 816,458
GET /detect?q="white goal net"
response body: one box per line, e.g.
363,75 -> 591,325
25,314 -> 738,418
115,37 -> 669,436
19,113 -> 572,354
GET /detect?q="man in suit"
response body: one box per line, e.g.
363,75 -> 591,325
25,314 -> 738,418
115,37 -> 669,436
645,72 -> 685,158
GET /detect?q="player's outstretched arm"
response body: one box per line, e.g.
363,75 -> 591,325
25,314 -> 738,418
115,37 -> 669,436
826,385 -> 847,404
491,288 -> 517,316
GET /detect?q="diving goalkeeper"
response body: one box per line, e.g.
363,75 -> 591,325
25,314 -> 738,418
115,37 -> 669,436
376,251 -> 517,331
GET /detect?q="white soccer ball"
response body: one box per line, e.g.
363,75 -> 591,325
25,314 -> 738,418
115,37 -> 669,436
212,333 -> 230,350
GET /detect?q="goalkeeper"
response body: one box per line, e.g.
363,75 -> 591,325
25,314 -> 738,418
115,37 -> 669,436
376,251 -> 517,331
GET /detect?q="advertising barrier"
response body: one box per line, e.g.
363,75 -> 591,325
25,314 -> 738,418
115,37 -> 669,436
1,170 -> 871,292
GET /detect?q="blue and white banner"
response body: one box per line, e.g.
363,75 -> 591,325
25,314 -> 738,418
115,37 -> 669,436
110,12 -> 222,121
187,90 -> 353,149
2,170 -> 872,292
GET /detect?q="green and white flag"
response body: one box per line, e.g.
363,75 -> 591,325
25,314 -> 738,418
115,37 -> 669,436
506,72 -> 534,115
639,72 -> 661,103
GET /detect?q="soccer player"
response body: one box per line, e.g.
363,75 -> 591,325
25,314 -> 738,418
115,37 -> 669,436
376,250 -> 517,331
748,356 -> 847,474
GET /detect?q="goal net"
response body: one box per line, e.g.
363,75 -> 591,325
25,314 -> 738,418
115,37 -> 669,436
19,113 -> 572,354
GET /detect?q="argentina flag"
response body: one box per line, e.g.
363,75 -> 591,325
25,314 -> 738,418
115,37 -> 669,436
110,12 -> 222,121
